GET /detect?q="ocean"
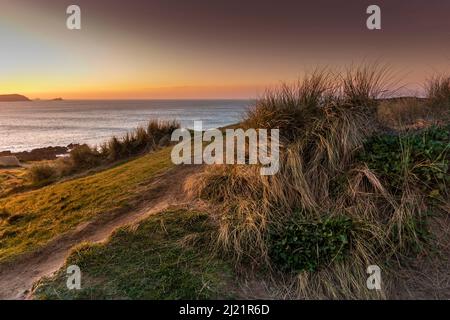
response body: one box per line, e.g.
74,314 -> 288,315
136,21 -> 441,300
0,100 -> 252,152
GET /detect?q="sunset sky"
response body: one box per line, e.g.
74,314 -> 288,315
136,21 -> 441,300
0,0 -> 449,99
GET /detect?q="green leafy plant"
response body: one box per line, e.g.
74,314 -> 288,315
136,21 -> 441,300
269,213 -> 354,272
357,125 -> 450,195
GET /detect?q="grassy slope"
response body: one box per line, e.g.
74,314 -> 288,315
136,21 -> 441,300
0,148 -> 173,262
33,210 -> 235,300
0,166 -> 28,198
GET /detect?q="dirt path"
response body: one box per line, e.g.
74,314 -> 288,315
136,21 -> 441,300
0,164 -> 201,300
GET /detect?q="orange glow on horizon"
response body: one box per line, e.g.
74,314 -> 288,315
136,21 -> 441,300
1,1 -> 449,100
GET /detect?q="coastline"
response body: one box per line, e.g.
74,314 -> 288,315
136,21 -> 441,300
0,144 -> 77,162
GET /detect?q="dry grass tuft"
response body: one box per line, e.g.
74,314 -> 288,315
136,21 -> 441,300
186,65 -> 450,298
377,95 -> 449,131
427,75 -> 450,109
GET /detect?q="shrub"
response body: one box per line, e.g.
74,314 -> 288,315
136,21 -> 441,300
28,164 -> 58,185
133,127 -> 150,151
107,136 -> 123,161
147,119 -> 180,146
69,144 -> 102,170
269,214 -> 354,272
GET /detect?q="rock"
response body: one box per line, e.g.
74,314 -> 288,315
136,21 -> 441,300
0,156 -> 21,167
0,146 -> 69,162
67,143 -> 81,150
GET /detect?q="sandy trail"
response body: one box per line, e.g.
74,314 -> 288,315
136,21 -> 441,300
0,164 -> 200,300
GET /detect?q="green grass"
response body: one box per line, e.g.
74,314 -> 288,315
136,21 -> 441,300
33,210 -> 235,300
0,148 -> 173,262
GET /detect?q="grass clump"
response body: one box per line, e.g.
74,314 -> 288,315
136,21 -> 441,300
244,70 -> 335,142
193,66 -> 382,263
33,210 -> 235,300
189,65 -> 450,298
269,214 -> 353,273
101,120 -> 179,162
426,75 -> 450,108
68,144 -> 103,170
341,63 -> 395,107
28,164 -> 58,185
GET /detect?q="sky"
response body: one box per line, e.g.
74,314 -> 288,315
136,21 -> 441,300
0,0 -> 449,99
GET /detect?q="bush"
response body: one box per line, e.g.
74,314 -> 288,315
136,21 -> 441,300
107,136 -> 123,161
28,164 -> 58,185
69,144 -> 102,170
147,120 -> 180,146
269,214 -> 354,272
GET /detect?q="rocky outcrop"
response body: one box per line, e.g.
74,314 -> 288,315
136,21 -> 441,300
0,145 -> 77,162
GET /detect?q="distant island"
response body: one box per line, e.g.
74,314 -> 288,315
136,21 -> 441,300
33,98 -> 64,101
0,94 -> 31,102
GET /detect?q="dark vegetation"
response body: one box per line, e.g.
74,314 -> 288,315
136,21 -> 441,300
269,214 -> 353,273
28,120 -> 179,185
